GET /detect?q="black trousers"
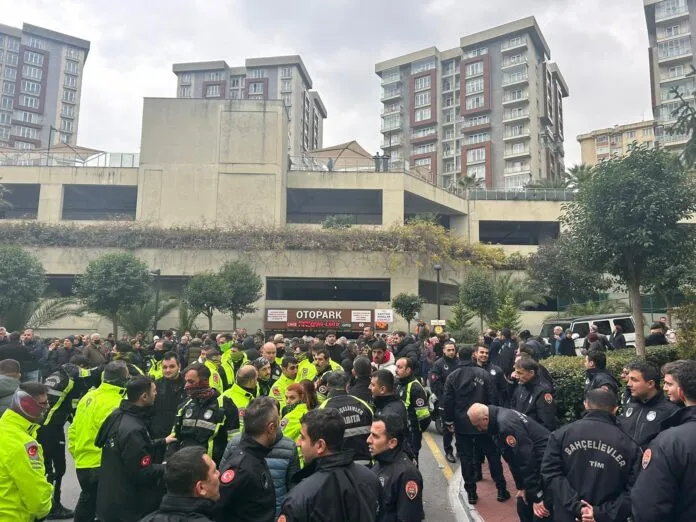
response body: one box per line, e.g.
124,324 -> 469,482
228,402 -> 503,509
455,433 -> 506,493
443,426 -> 454,454
37,422 -> 67,483
516,491 -> 548,522
74,467 -> 99,522
409,429 -> 423,463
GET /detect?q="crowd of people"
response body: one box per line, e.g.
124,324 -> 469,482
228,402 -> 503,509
0,319 -> 694,522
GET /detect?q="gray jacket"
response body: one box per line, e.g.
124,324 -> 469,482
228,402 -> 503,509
223,430 -> 300,518
0,375 -> 19,416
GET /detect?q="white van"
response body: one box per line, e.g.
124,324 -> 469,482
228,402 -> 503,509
538,314 -> 636,351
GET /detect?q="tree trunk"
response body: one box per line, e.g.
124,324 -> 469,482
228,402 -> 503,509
479,315 -> 484,334
407,320 -> 411,333
232,313 -> 237,331
628,281 -> 646,358
207,311 -> 213,336
112,314 -> 119,340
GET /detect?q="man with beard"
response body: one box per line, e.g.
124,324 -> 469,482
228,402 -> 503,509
474,344 -> 507,406
429,341 -> 459,462
324,330 -> 343,364
169,363 -> 239,465
395,357 -> 430,465
252,357 -> 273,396
261,342 -> 283,384
312,347 -> 342,401
152,352 -> 187,440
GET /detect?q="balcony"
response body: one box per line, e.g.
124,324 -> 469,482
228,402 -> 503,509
658,132 -> 691,146
381,74 -> 402,85
502,56 -> 528,69
504,147 -> 531,159
501,37 -> 527,52
657,29 -> 691,43
503,110 -> 530,123
502,93 -> 530,105
381,88 -> 402,101
381,105 -> 403,116
503,129 -> 531,141
660,69 -> 689,83
443,149 -> 455,158
503,72 -> 529,87
380,135 -> 402,148
411,131 -> 438,141
381,120 -> 402,132
657,46 -> 693,64
655,5 -> 689,22
504,166 -> 531,176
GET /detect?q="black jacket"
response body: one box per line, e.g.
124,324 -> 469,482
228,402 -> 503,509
47,346 -> 82,373
488,405 -> 549,501
632,406 -> 696,522
541,410 -> 640,522
215,435 -> 275,522
326,343 -> 343,364
584,368 -> 620,397
374,394 -> 410,439
609,332 -> 626,350
0,342 -> 35,370
645,331 -> 668,346
280,450 -> 383,522
480,361 -> 507,406
139,494 -> 215,522
95,400 -> 166,522
397,375 -> 430,433
21,339 -> 45,373
152,375 -> 187,439
349,376 -> 373,406
372,446 -> 423,522
582,334 -> 613,351
428,356 -> 459,400
511,375 -> 558,431
618,392 -> 679,449
443,361 -> 496,435
321,390 -> 373,461
394,340 -> 421,373
558,338 -> 576,357
488,338 -> 503,364
497,339 -> 517,378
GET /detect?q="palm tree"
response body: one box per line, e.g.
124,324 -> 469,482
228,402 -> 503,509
178,301 -> 201,334
494,273 -> 547,310
117,297 -> 179,337
458,174 -> 485,190
3,297 -> 86,332
564,164 -> 594,190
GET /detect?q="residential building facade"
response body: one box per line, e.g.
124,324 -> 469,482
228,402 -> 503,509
644,0 -> 696,150
577,120 -> 656,166
375,17 -> 568,190
172,55 -> 327,157
0,23 -> 89,150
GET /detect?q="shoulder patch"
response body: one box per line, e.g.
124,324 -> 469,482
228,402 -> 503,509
505,435 -> 517,448
405,480 -> 419,500
25,442 -> 39,460
646,411 -> 657,422
213,374 -> 220,383
221,469 -> 236,484
642,448 -> 652,469
415,398 -> 425,407
280,418 -> 289,429
544,393 -> 553,404
140,455 -> 152,467
272,388 -> 281,396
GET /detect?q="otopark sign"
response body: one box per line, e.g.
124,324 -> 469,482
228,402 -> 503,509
264,308 -> 393,333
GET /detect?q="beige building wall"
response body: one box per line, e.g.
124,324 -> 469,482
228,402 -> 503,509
577,120 -> 655,166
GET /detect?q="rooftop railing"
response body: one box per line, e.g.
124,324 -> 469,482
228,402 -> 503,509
0,150 -> 140,168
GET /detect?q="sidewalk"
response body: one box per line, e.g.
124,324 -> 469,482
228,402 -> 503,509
462,460 -> 518,522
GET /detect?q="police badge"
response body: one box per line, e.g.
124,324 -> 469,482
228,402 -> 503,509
184,408 -> 193,418
625,407 -> 633,417
646,410 -> 657,422
203,409 -> 213,420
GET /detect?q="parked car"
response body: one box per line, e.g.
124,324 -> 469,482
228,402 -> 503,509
538,314 -> 636,353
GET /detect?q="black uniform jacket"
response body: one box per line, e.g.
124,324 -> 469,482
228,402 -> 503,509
151,374 -> 186,438
214,435 -> 275,522
481,361 -> 507,406
488,405 -> 549,501
584,368 -> 620,397
443,361 -> 497,435
321,390 -> 373,461
541,409 -> 640,522
95,400 -> 166,522
632,406 -> 696,522
511,375 -> 558,431
139,494 -> 215,522
618,392 -> 679,449
374,394 -> 410,437
280,450 -> 384,522
372,446 -> 423,522
428,356 -> 459,400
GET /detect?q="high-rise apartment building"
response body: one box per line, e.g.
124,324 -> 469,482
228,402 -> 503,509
172,55 -> 327,157
577,121 -> 656,166
0,23 -> 89,150
375,17 -> 568,190
644,0 -> 695,151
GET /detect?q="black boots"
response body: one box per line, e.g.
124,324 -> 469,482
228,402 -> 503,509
47,483 -> 74,520
445,451 -> 456,463
467,490 -> 478,505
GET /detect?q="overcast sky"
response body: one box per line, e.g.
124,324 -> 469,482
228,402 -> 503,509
9,0 -> 653,166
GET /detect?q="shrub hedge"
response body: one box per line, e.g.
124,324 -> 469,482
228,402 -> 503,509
543,345 -> 679,424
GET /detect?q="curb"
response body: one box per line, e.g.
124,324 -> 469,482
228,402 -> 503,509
449,472 -> 484,522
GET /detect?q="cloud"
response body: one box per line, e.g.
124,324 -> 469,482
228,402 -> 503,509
7,0 -> 652,166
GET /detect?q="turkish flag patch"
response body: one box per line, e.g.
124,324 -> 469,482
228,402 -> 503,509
141,455 -> 152,467
26,444 -> 38,458
405,480 -> 419,500
505,435 -> 517,448
642,448 -> 652,470
544,393 -> 553,404
221,469 -> 235,484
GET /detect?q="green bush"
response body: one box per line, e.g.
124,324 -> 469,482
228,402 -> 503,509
543,345 -> 679,424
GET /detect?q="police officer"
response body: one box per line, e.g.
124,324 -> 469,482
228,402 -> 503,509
370,369 -> 410,445
632,360 -> 696,521
0,383 -> 53,521
95,376 -> 175,522
215,397 -> 278,522
320,371 -> 373,463
541,389 -> 639,522
395,357 -> 430,464
511,356 -> 558,431
620,360 -> 678,448
38,357 -> 94,519
468,403 -> 550,522
583,349 -> 620,397
170,363 -> 239,465
270,356 -> 298,411
69,361 -> 129,522
260,342 -> 283,384
474,344 -> 507,406
429,340 -> 459,462
444,345 -> 508,505
368,415 -> 424,522
662,359 -> 687,404
312,347 -> 342,402
222,365 -> 259,433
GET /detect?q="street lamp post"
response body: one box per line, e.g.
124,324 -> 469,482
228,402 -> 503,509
434,264 -> 442,320
46,125 -> 58,166
151,269 -> 161,338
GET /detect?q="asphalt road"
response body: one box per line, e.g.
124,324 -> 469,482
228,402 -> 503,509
59,425 -> 460,521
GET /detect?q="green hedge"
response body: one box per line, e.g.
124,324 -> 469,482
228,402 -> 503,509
544,345 -> 679,424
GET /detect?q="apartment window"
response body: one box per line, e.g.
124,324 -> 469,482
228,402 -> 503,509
595,135 -> 609,145
21,79 -> 40,95
20,95 -> 38,109
465,77 -> 484,94
465,61 -> 484,77
15,141 -> 35,150
657,36 -> 691,59
204,84 -> 219,97
414,91 -> 431,107
668,64 -> 686,78
643,127 -> 654,137
250,68 -> 267,78
625,130 -> 637,139
505,54 -> 524,66
466,132 -> 490,145
22,65 -> 42,80
1,96 -> 12,109
2,82 -> 14,95
5,52 -> 18,66
62,88 -> 75,103
0,127 -> 8,141
467,147 -> 486,163
26,37 -> 44,50
465,95 -> 485,110
656,0 -> 688,19
281,79 -> 292,92
506,89 -> 525,101
249,82 -> 264,94
24,51 -> 44,66
506,124 -> 526,136
13,125 -> 39,139
414,107 -> 431,122
7,38 -> 20,52
663,25 -> 683,38
204,71 -> 223,81
597,145 -> 610,154
0,111 -> 10,124
414,157 -> 432,167
65,60 -> 79,74
411,60 -> 436,74
463,47 -> 488,59
506,36 -> 524,48
4,67 -> 16,80
62,104 -> 74,117
230,90 -> 240,100
442,61 -> 455,75
282,94 -> 291,106
383,115 -> 400,129
414,76 -> 431,91
443,95 -> 454,107
179,72 -> 191,84
414,142 -> 436,154
65,47 -> 82,60
281,67 -> 292,78
230,77 -> 241,88
413,126 -> 436,138
64,75 -> 77,88
60,118 -> 73,132
467,164 -> 486,180
442,78 -> 453,91
179,85 -> 191,97
60,132 -> 71,144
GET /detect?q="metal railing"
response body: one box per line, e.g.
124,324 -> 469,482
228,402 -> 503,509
450,187 -> 576,201
501,37 -> 527,50
0,150 -> 140,168
655,4 -> 689,21
288,155 -> 436,185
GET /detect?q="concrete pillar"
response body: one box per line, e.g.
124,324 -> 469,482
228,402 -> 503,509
450,215 -> 471,241
382,189 -> 405,226
37,184 -> 63,222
